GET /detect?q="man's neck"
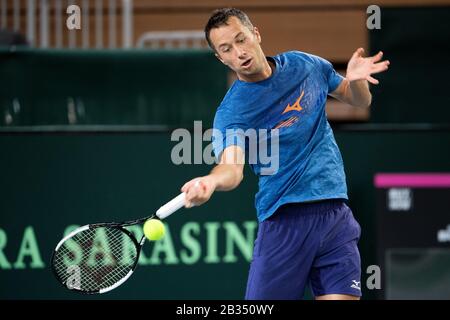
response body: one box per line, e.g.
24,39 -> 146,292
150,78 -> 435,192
267,58 -> 276,75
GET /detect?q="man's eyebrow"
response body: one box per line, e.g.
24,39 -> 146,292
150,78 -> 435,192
218,32 -> 245,49
234,32 -> 244,39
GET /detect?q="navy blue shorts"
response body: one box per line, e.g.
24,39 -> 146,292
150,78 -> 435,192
245,199 -> 362,300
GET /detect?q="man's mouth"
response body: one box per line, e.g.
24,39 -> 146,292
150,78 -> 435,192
241,58 -> 252,68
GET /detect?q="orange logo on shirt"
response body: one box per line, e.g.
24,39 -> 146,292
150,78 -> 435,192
274,116 -> 299,129
282,90 -> 304,114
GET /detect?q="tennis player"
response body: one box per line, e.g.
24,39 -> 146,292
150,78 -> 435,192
181,8 -> 389,300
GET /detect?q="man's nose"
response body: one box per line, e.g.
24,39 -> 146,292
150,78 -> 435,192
235,46 -> 246,59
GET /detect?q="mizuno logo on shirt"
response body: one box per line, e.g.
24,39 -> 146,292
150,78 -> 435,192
282,90 -> 304,114
351,280 -> 361,290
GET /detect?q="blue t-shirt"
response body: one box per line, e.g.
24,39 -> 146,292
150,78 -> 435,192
212,51 -> 348,222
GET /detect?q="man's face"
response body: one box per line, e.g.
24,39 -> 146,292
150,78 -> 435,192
210,17 -> 265,82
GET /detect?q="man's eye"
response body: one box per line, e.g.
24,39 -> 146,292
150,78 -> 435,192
238,37 -> 245,43
222,47 -> 230,53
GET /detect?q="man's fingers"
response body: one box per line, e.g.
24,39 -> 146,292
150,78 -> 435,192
371,51 -> 383,62
192,180 -> 203,197
181,180 -> 194,193
351,47 -> 364,60
198,180 -> 207,193
197,180 -> 210,201
184,180 -> 205,208
181,178 -> 213,209
367,75 -> 379,85
185,187 -> 197,208
370,61 -> 390,74
181,178 -> 201,193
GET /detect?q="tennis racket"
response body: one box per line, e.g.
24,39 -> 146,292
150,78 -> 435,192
51,192 -> 186,294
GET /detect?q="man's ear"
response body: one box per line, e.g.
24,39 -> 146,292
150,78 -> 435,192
253,27 -> 262,44
215,52 -> 226,65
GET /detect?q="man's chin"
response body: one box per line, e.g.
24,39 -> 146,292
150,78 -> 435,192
239,67 -> 256,75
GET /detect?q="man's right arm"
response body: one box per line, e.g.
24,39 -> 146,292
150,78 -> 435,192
181,145 -> 244,208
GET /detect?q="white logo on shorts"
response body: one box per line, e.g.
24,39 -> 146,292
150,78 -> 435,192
351,280 -> 361,290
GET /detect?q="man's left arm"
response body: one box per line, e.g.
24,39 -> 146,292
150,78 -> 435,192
330,48 -> 390,108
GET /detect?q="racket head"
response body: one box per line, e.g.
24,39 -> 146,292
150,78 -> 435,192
51,224 -> 144,294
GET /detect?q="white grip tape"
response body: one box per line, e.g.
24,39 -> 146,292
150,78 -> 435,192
156,192 -> 186,219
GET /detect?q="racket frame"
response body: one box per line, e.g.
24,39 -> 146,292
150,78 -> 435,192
51,192 -> 186,294
51,216 -> 155,294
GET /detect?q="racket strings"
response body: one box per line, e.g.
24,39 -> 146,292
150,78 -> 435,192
53,227 -> 138,292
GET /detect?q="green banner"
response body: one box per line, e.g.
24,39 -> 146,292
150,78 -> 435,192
1,128 -> 450,299
0,49 -> 228,127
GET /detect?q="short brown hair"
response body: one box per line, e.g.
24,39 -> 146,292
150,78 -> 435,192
204,8 -> 254,50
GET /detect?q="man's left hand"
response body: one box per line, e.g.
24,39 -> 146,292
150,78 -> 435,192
346,48 -> 390,85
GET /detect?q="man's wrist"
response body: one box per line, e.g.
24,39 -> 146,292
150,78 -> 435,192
346,76 -> 367,84
349,79 -> 371,107
205,174 -> 219,192
348,78 -> 369,91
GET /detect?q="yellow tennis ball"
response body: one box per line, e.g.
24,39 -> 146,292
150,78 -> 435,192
143,219 -> 165,241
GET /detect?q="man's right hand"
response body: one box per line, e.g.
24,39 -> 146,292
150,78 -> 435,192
181,176 -> 217,208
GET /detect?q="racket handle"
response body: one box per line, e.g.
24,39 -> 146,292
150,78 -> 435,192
156,192 -> 186,219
